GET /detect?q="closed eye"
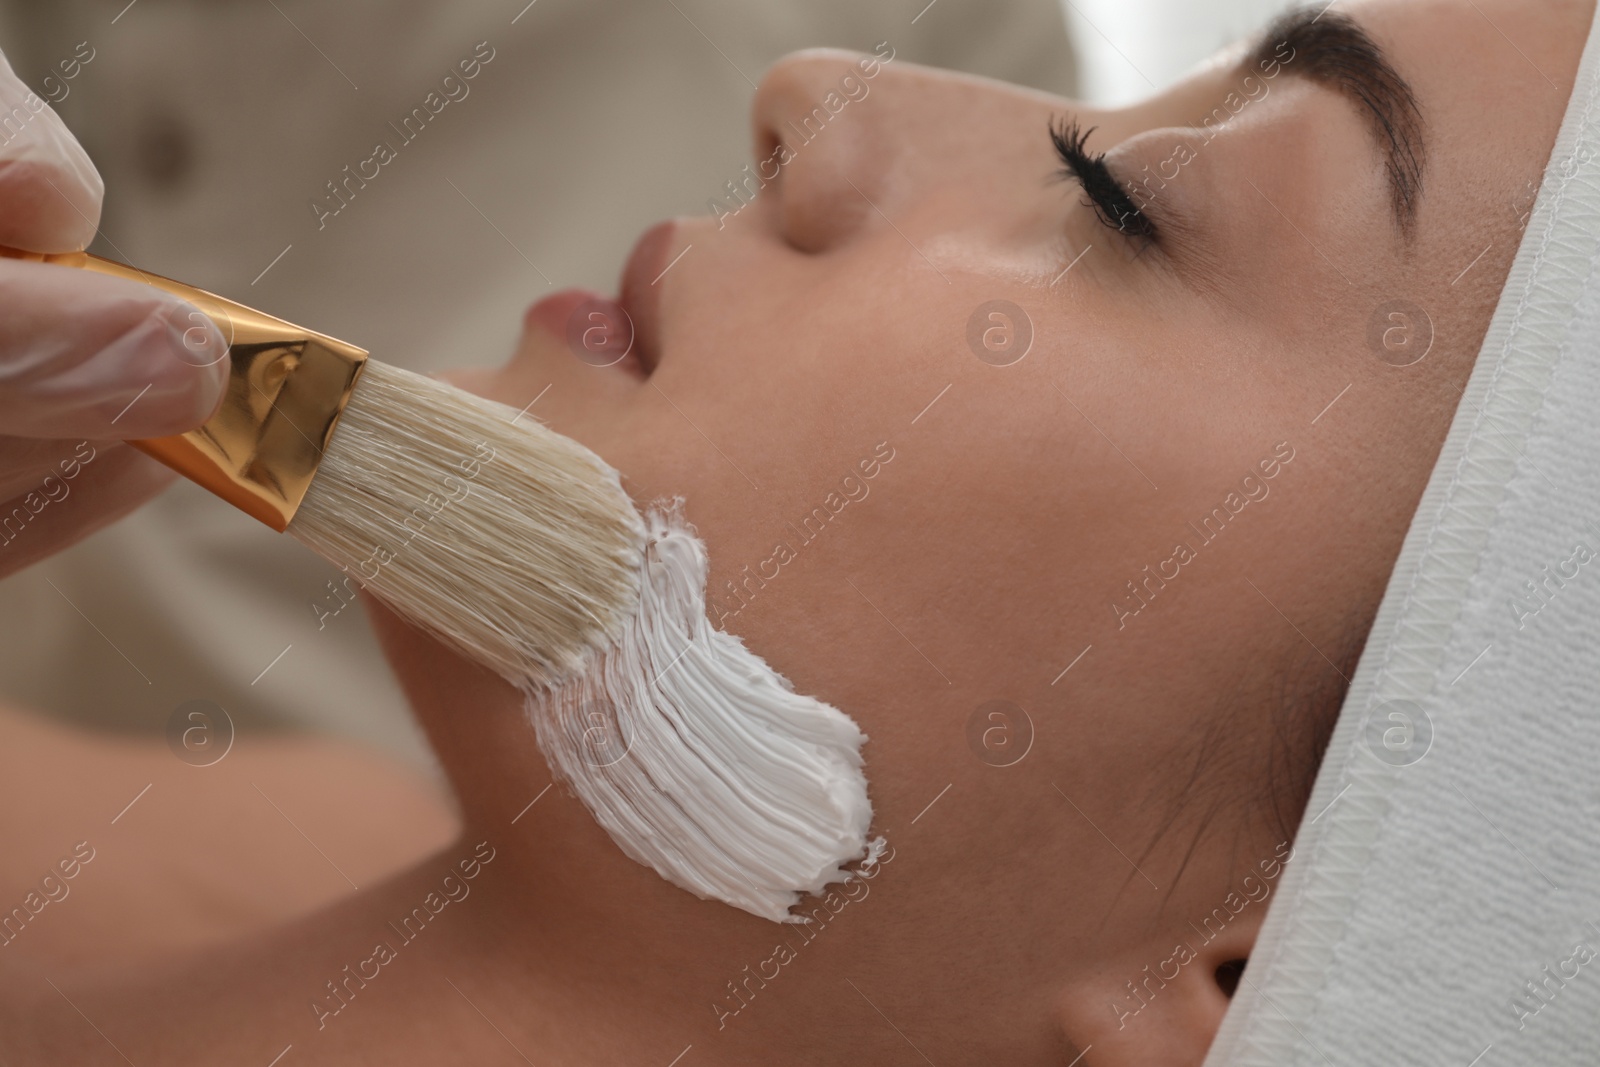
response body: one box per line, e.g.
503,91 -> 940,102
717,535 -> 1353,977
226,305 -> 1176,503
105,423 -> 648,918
1050,116 -> 1157,243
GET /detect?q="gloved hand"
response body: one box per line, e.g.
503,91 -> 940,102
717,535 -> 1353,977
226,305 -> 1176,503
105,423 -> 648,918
0,46 -> 227,579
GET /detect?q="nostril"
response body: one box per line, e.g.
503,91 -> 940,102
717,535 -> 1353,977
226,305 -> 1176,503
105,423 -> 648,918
747,49 -> 891,255
754,125 -> 782,175
1214,959 -> 1247,998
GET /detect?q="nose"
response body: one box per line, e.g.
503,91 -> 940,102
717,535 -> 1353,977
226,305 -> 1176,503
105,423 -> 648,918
749,48 -> 897,253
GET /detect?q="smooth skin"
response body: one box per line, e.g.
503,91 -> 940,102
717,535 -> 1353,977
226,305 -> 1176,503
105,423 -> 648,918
3,0 -> 1592,1063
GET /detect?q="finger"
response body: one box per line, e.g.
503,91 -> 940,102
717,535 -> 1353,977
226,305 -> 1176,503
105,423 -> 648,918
0,49 -> 102,252
0,257 -> 229,439
0,443 -> 174,580
0,433 -> 93,499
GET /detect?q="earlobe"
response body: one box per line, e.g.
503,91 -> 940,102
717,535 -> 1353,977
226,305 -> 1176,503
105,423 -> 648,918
1054,911 -> 1265,1067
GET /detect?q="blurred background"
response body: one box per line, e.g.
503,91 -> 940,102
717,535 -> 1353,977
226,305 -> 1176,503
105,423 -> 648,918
1066,0 -> 1299,105
0,0 -> 1295,779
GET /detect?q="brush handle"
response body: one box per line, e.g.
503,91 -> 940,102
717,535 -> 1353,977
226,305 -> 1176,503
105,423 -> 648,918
0,244 -> 368,531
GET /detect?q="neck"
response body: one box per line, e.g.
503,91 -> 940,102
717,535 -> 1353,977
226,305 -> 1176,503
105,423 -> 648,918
15,797 -> 905,1066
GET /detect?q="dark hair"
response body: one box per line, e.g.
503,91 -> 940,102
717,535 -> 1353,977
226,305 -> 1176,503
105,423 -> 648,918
1258,608 -> 1370,844
1134,605 -> 1371,905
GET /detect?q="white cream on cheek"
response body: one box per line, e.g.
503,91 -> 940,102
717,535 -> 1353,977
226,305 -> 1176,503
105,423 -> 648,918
520,501 -> 877,922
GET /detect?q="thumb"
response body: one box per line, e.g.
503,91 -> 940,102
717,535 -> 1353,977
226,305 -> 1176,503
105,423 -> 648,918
0,257 -> 230,439
0,47 -> 102,252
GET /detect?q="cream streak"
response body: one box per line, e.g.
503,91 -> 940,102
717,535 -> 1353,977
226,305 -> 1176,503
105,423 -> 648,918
521,500 -> 877,922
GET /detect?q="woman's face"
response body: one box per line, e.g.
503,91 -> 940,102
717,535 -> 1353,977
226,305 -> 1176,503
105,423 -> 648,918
378,0 -> 1587,1058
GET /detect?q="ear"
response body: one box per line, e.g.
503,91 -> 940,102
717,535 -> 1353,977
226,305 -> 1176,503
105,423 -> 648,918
1053,905 -> 1265,1067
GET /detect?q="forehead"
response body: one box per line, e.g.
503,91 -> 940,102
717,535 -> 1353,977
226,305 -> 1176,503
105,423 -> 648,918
1350,0 -> 1583,260
1344,0 -> 1579,154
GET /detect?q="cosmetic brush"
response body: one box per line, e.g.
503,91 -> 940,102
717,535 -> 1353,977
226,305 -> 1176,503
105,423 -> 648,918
1,246 -> 645,685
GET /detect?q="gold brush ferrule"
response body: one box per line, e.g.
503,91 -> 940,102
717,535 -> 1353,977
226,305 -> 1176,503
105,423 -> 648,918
0,246 -> 367,532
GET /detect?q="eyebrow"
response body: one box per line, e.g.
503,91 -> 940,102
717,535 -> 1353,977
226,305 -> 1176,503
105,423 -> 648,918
1243,7 -> 1427,233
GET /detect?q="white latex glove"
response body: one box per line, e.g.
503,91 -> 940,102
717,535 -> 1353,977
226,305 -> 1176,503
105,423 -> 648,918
0,46 -> 227,579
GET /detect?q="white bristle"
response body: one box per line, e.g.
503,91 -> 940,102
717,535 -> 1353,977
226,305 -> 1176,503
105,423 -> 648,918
287,359 -> 646,685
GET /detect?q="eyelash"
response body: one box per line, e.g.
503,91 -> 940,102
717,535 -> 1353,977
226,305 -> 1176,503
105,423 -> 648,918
1050,117 -> 1157,242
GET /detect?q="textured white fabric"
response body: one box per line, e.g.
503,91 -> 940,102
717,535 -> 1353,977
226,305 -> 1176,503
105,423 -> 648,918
1206,7 -> 1600,1065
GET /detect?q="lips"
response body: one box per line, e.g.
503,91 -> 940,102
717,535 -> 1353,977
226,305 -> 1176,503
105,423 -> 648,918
521,219 -> 676,379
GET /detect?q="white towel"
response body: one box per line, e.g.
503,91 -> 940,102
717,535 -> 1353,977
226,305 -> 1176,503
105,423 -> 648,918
1205,6 -> 1600,1065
